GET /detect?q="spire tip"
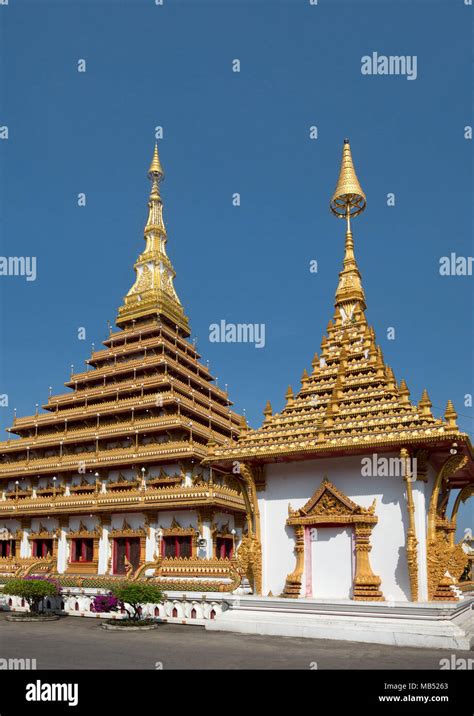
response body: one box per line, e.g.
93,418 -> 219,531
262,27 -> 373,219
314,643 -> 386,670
148,143 -> 164,181
330,139 -> 366,218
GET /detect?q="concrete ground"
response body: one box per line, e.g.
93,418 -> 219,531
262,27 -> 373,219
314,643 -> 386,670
1,614 -> 472,669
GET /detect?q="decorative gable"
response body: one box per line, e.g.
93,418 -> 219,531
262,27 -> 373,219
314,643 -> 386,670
287,478 -> 376,526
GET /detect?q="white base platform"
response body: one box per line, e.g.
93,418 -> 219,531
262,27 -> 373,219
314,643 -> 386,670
206,596 -> 474,650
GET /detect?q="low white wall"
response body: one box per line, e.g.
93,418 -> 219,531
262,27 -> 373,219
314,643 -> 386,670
0,589 -> 228,625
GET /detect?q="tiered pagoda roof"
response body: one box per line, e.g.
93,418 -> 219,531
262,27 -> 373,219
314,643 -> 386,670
207,141 -> 473,484
0,146 -> 241,483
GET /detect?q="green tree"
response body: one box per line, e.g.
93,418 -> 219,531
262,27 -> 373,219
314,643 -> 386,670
3,578 -> 59,614
111,583 -> 165,621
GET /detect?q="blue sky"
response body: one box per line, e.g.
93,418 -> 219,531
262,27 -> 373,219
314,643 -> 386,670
0,1 -> 472,534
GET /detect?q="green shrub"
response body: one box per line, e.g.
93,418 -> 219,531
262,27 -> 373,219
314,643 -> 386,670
111,583 -> 165,621
3,578 -> 60,614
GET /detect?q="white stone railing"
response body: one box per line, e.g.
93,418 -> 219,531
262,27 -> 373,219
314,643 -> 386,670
0,588 -> 230,625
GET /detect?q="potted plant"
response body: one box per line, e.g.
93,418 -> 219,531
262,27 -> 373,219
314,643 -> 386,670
2,576 -> 61,621
95,583 -> 165,630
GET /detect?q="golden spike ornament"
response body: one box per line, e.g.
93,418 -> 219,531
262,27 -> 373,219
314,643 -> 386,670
330,138 -> 367,219
331,140 -> 367,312
148,143 -> 164,181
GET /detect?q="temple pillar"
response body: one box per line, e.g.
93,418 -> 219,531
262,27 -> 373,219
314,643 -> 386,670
413,479 -> 428,601
145,514 -> 158,560
98,517 -> 111,574
20,521 -> 31,558
202,520 -> 212,559
283,525 -> 305,597
199,508 -> 213,558
56,518 -> 69,574
353,523 -> 384,600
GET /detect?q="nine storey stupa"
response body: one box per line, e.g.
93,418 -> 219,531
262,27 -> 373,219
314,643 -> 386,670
0,146 -> 248,593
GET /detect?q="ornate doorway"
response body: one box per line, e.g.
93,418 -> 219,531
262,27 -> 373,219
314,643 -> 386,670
283,478 -> 384,601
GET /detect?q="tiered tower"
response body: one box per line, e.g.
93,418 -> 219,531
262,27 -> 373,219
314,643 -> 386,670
208,140 -> 463,462
0,146 -> 246,591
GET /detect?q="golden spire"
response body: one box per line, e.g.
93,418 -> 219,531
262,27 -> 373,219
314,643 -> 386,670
145,143 -> 166,239
148,143 -> 164,180
116,144 -> 190,334
330,139 -> 366,218
444,400 -> 458,429
418,389 -> 432,417
263,400 -> 273,422
398,379 -> 411,406
331,140 -> 367,314
239,414 -> 249,432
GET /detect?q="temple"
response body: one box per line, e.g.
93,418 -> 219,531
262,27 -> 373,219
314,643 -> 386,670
206,140 -> 474,604
0,145 -> 247,593
0,140 -> 472,612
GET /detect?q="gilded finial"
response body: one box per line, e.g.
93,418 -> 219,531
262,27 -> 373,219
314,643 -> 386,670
444,400 -> 458,429
301,368 -> 309,385
330,139 -> 366,218
418,389 -> 432,416
398,379 -> 411,405
331,140 -> 367,313
239,414 -> 249,432
285,385 -> 294,404
385,366 -> 397,392
263,400 -> 273,422
148,143 -> 164,181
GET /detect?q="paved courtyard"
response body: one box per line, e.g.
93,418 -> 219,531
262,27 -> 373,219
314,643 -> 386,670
1,614 -> 471,669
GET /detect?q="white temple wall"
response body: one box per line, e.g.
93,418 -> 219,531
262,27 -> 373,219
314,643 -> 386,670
310,526 -> 353,598
260,454 -> 412,601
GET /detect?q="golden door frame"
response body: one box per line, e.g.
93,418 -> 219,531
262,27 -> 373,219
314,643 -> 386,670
283,478 -> 384,601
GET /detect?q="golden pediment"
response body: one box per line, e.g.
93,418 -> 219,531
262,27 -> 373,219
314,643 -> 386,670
287,478 -> 377,526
